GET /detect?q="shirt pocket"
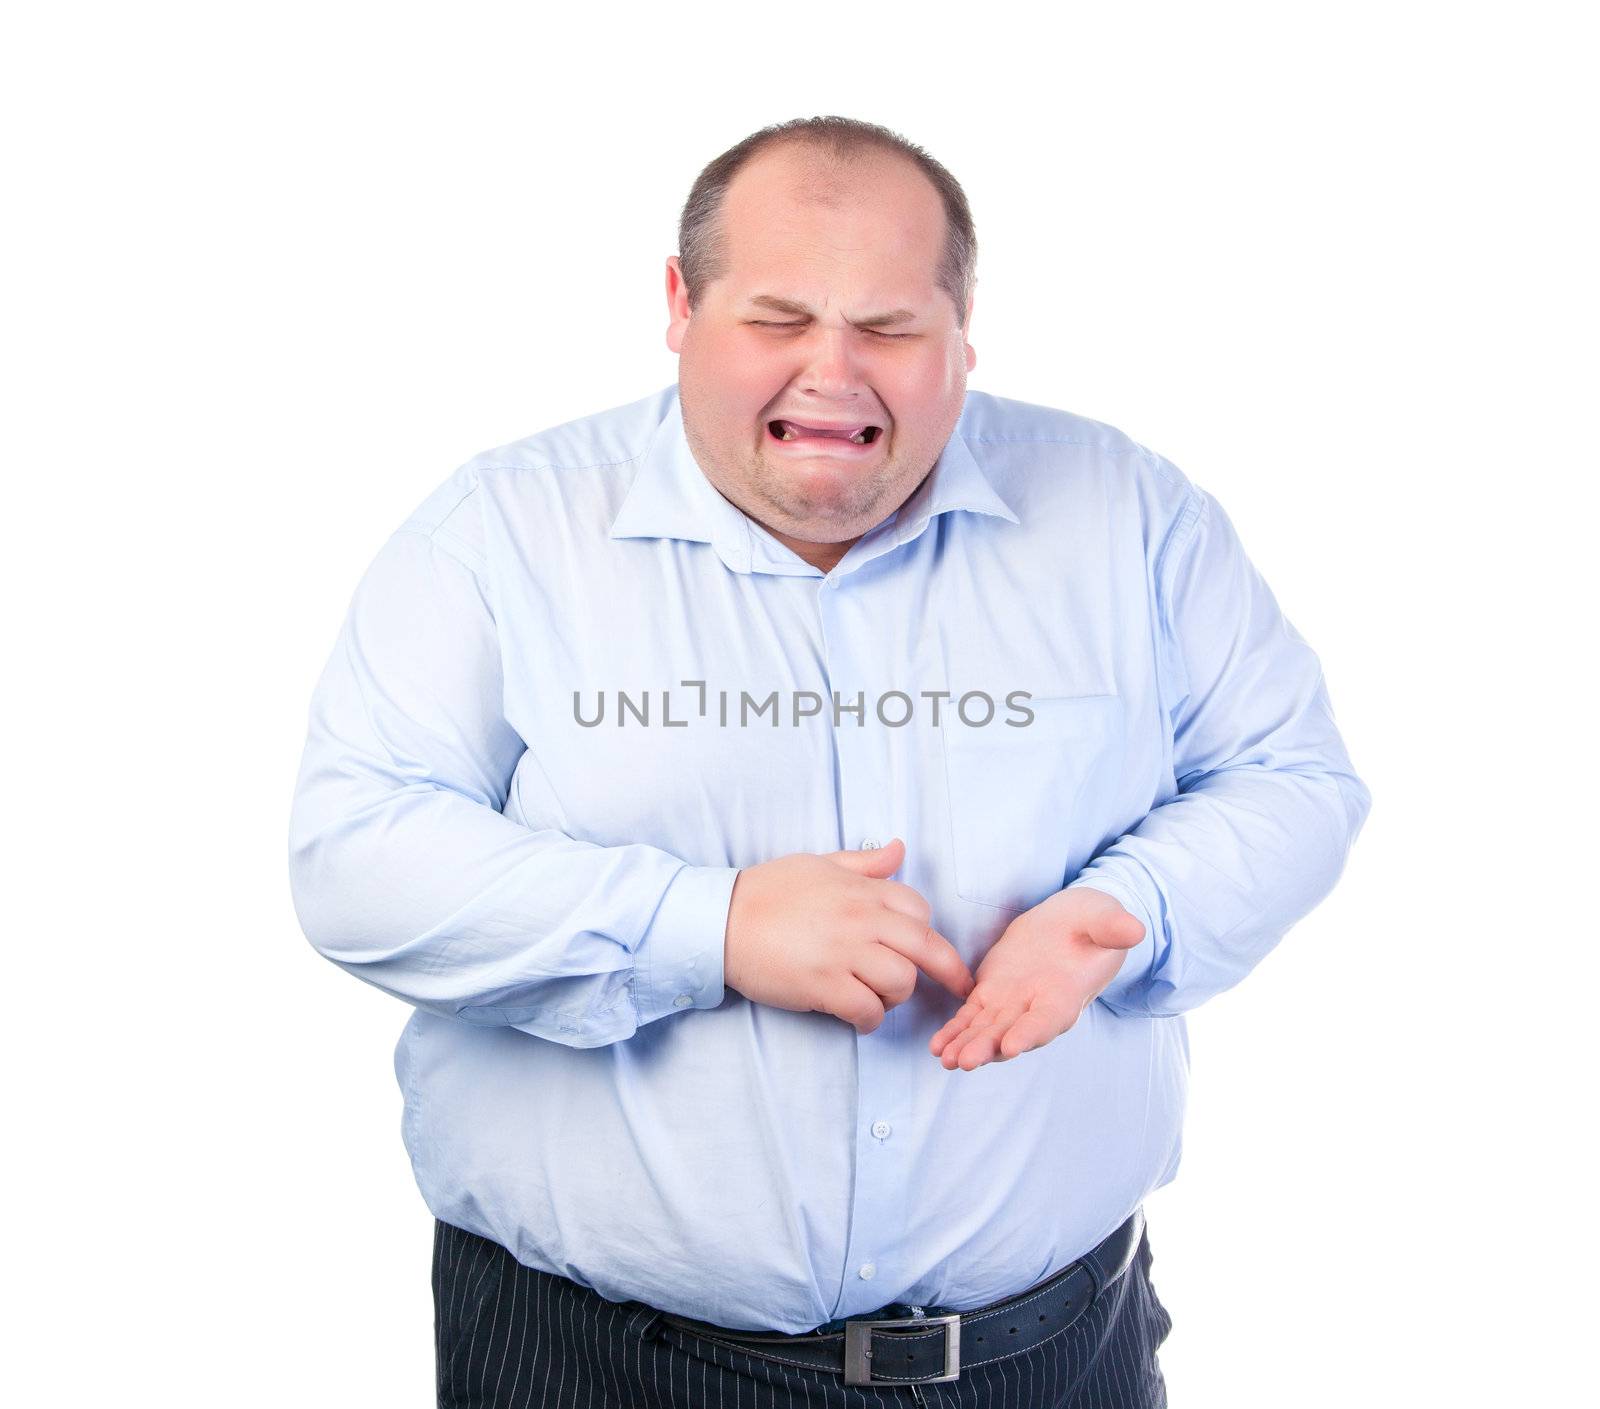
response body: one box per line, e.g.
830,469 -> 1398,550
941,693 -> 1121,911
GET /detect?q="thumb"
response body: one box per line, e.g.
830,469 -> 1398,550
826,836 -> 905,877
1089,907 -> 1147,950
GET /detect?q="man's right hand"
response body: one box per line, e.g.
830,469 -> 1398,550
722,838 -> 973,1034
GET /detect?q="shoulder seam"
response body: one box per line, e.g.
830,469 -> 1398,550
401,473 -> 478,533
395,521 -> 487,577
1154,485 -> 1206,586
396,471 -> 487,574
1134,445 -> 1187,492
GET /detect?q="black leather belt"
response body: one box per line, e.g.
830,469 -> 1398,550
655,1206 -> 1145,1387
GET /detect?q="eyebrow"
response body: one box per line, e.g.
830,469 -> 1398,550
745,294 -> 919,329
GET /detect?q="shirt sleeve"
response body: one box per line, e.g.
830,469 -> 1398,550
1068,481 -> 1373,1017
286,518 -> 739,1048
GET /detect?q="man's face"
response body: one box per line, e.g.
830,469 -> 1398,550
665,146 -> 976,567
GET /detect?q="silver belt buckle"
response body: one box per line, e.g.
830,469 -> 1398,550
843,1312 -> 961,1385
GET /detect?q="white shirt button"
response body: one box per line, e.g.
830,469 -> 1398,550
858,1262 -> 877,1280
860,839 -> 880,851
871,1120 -> 892,1139
672,994 -> 693,1008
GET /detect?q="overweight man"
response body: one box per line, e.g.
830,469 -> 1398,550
288,115 -> 1372,1408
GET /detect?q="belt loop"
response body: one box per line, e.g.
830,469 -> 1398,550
624,1302 -> 664,1341
1080,1206 -> 1144,1299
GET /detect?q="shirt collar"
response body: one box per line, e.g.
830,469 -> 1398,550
608,387 -> 1019,576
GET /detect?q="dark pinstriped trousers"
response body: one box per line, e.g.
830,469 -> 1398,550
433,1219 -> 1172,1408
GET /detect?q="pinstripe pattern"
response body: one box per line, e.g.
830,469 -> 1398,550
434,1220 -> 1171,1407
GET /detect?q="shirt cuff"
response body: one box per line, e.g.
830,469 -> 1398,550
1065,874 -> 1159,1015
631,863 -> 740,1026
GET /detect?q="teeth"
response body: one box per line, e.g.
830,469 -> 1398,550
773,422 -> 876,444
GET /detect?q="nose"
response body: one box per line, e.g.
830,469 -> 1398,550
794,325 -> 866,402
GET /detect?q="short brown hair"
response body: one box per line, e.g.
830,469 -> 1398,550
676,116 -> 977,326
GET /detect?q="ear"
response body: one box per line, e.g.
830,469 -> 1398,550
665,256 -> 691,354
964,282 -> 977,372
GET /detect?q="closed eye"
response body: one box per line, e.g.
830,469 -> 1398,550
748,321 -> 913,339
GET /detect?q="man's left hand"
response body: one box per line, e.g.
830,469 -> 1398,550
929,886 -> 1146,1071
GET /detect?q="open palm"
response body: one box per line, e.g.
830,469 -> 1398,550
930,886 -> 1146,1071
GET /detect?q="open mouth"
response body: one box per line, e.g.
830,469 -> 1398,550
766,419 -> 883,447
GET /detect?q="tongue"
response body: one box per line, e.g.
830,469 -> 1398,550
783,420 -> 858,440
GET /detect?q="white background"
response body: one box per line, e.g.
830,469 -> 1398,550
5,2 -> 1593,1404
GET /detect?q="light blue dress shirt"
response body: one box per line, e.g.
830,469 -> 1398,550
287,383 -> 1371,1333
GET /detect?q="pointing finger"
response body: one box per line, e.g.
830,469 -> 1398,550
879,913 -> 974,1001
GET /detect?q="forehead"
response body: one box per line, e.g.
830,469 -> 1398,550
716,147 -> 946,299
